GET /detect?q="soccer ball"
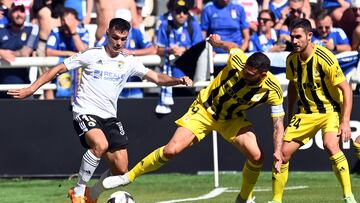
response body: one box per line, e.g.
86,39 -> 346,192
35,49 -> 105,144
107,191 -> 135,203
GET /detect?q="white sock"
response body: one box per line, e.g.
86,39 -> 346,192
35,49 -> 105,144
90,170 -> 111,200
74,150 -> 101,196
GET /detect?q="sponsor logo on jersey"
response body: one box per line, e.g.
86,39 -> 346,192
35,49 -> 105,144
93,69 -> 125,81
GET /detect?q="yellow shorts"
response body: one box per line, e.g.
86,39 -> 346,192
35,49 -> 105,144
175,100 -> 252,143
284,112 -> 341,145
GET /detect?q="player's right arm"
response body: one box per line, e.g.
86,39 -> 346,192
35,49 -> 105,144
7,63 -> 68,99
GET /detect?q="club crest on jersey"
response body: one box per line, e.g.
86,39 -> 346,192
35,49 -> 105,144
117,61 -> 124,69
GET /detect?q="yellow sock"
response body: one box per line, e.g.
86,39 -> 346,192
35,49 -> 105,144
239,160 -> 262,200
272,162 -> 289,202
128,146 -> 168,182
353,141 -> 360,159
330,151 -> 352,197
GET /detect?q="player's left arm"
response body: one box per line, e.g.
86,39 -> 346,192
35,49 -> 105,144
337,80 -> 353,142
144,69 -> 193,87
271,105 -> 285,173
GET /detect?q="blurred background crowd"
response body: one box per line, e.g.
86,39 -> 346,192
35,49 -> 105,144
0,0 -> 360,108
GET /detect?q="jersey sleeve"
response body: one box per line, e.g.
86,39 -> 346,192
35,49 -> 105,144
285,53 -> 295,80
323,60 -> 346,86
266,76 -> 284,106
46,29 -> 59,50
127,56 -> 150,78
63,49 -> 93,71
227,48 -> 247,70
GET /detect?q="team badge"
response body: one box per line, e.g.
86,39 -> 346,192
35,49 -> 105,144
130,39 -> 135,48
21,32 -> 27,41
231,9 -> 237,19
118,61 -> 124,69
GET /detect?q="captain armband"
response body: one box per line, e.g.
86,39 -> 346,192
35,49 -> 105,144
271,104 -> 285,117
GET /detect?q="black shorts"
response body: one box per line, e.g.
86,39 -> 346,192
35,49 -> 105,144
73,114 -> 128,151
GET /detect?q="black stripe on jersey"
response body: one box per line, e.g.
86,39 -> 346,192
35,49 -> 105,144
214,78 -> 247,120
315,48 -> 334,66
204,69 -> 238,117
232,55 -> 245,69
318,63 -> 341,113
307,58 -> 326,113
292,58 -> 312,113
265,78 -> 282,99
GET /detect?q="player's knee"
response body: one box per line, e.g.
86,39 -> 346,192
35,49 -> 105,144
323,142 -> 340,154
249,151 -> 263,164
163,146 -> 180,159
92,142 -> 109,157
281,152 -> 291,163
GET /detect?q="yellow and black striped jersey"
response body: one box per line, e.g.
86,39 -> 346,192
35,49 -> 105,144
197,48 -> 284,120
286,45 -> 346,114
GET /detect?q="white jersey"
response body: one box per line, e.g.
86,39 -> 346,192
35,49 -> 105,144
64,46 -> 150,119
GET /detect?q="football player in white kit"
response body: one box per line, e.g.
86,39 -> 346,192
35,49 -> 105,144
7,18 -> 193,203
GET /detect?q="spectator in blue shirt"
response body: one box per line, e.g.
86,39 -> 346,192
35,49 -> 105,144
249,10 -> 286,52
201,0 -> 250,53
0,3 -> 39,98
156,0 -> 203,114
312,10 -> 351,53
46,7 -> 89,98
262,0 -> 289,21
64,0 -> 93,24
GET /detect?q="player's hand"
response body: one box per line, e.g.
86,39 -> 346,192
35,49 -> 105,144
181,76 -> 193,86
273,151 -> 283,173
7,87 -> 34,99
339,121 -> 351,142
207,34 -> 221,47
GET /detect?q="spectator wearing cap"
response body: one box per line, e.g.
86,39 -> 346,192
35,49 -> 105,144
312,10 -> 351,53
45,7 -> 89,98
64,0 -> 93,24
0,2 -> 39,98
155,0 -> 203,114
201,0 -> 250,53
96,14 -> 157,98
351,0 -> 360,50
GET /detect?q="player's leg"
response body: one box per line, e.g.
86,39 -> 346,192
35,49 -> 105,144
351,135 -> 360,174
129,126 -> 196,182
270,140 -> 300,203
74,129 -> 108,200
323,131 -> 354,200
231,126 -> 263,202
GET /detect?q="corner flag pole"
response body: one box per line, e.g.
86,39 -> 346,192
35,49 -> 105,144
206,39 -> 219,188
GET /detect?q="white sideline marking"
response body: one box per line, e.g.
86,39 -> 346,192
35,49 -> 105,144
156,186 -> 308,203
155,187 -> 228,203
226,185 -> 309,193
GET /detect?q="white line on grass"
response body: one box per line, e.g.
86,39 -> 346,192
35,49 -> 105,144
156,186 -> 308,203
155,187 -> 228,203
226,185 -> 309,193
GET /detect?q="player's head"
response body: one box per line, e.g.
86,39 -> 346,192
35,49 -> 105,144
243,52 -> 270,85
289,18 -> 313,53
106,18 -> 131,57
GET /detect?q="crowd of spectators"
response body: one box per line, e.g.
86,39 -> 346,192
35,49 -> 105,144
0,0 -> 360,100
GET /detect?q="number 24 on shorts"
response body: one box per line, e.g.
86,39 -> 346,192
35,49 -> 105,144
289,116 -> 302,129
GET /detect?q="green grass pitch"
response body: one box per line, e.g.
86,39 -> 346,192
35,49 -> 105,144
0,172 -> 359,203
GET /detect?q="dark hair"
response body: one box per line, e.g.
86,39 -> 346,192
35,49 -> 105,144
289,18 -> 312,33
246,52 -> 270,71
62,7 -> 80,21
259,9 -> 276,22
315,10 -> 330,22
109,18 -> 131,32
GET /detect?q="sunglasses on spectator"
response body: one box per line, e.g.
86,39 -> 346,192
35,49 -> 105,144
175,7 -> 189,15
290,8 -> 302,14
352,7 -> 360,12
318,26 -> 330,30
258,17 -> 272,23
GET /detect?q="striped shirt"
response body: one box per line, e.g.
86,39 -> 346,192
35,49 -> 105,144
197,48 -> 284,120
286,45 -> 346,114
